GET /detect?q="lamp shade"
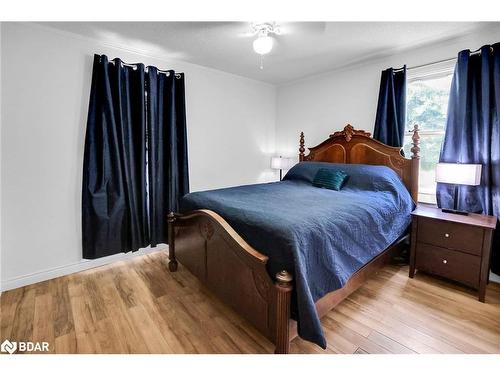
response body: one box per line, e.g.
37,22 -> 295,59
271,156 -> 295,170
435,163 -> 482,186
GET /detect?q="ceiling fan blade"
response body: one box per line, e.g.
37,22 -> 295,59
237,22 -> 328,38
278,22 -> 327,36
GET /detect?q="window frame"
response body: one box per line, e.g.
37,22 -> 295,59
405,60 -> 456,204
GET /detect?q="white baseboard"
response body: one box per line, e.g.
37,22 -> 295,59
2,245 -> 498,293
0,245 -> 168,292
490,272 -> 500,284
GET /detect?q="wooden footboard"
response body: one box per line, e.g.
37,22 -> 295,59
167,210 -> 293,354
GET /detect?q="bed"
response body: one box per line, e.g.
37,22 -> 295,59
167,124 -> 421,353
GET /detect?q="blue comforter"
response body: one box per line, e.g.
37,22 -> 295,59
180,162 -> 414,348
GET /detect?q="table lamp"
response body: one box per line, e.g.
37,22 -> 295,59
271,156 -> 295,181
435,163 -> 482,215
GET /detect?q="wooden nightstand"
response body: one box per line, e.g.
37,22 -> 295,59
409,205 -> 497,302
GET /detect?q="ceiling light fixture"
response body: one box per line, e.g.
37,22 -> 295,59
251,22 -> 280,69
253,35 -> 273,55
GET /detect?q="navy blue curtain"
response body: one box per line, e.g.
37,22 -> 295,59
82,55 -> 149,259
82,54 -> 189,259
437,43 -> 500,275
373,66 -> 407,147
146,68 -> 189,247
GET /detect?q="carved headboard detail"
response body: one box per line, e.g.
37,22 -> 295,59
299,124 -> 420,201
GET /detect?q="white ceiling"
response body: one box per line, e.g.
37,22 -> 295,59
42,22 -> 498,84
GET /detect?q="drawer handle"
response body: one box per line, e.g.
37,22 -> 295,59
444,233 -> 450,238
442,259 -> 448,264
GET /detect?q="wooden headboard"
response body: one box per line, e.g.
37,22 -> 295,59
299,124 -> 420,201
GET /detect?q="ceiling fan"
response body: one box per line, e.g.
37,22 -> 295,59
245,22 -> 326,70
250,22 -> 281,69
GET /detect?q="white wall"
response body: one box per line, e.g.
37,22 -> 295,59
275,25 -> 500,157
0,22 -> 276,291
0,23 -> 3,291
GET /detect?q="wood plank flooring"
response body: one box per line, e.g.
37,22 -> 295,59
1,251 -> 500,354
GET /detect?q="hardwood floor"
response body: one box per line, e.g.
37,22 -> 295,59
1,251 -> 500,354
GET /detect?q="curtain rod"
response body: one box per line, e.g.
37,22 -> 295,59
402,56 -> 456,72
393,46 -> 494,73
107,58 -> 183,78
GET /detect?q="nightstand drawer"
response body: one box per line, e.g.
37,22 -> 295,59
417,217 -> 484,256
415,243 -> 480,288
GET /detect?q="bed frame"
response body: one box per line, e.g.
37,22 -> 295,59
167,124 -> 420,354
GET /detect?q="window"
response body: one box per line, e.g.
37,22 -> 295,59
402,62 -> 455,204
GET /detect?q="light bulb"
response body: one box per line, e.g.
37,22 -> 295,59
253,35 -> 273,55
